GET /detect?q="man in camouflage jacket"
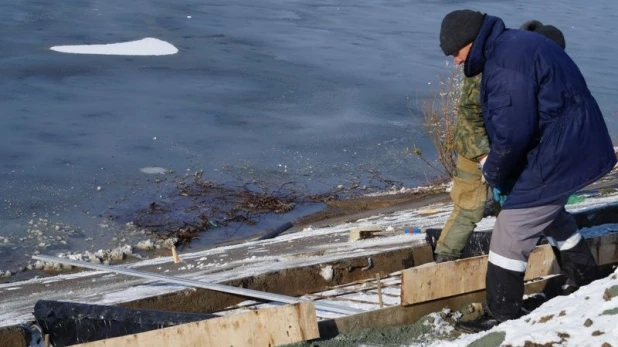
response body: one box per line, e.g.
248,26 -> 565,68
434,74 -> 491,262
434,20 -> 567,262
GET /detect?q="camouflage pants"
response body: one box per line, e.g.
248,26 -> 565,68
435,155 -> 488,258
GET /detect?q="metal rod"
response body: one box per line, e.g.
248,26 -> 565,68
32,255 -> 362,315
376,273 -> 384,308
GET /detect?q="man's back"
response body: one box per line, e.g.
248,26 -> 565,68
469,15 -> 616,209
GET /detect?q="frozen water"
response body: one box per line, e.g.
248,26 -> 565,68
1,0 -> 618,271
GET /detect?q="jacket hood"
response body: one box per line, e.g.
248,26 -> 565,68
464,15 -> 506,77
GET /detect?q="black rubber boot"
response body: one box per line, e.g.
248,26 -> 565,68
521,293 -> 548,313
456,297 -> 537,333
559,238 -> 598,288
455,311 -> 501,333
434,253 -> 459,263
485,262 -> 526,320
456,263 -> 526,333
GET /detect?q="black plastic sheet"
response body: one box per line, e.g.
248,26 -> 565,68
34,300 -> 217,346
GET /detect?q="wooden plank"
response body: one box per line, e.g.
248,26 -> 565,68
526,244 -> 561,279
402,233 -> 618,306
401,244 -> 559,306
588,232 -> 618,265
416,209 -> 442,216
320,275 -> 560,337
411,243 -> 436,267
321,256 -> 618,337
73,301 -> 319,347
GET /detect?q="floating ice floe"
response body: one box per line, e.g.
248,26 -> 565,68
50,37 -> 178,56
139,167 -> 169,175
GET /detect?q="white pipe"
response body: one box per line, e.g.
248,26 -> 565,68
32,255 -> 362,315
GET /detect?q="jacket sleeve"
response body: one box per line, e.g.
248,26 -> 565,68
453,75 -> 490,160
482,69 -> 538,188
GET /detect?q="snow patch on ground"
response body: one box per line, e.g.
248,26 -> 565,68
364,182 -> 450,197
423,268 -> 618,347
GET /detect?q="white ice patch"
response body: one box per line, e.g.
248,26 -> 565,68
319,265 -> 334,281
50,38 -> 178,56
139,167 -> 169,175
135,239 -> 155,251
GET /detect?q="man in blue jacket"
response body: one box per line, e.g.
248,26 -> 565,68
434,20 -> 567,264
438,10 -> 616,332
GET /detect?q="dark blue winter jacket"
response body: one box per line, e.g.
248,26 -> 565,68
465,15 -> 616,209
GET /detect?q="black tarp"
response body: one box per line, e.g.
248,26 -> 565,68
34,300 -> 217,346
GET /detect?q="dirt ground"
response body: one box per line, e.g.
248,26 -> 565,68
283,310 -> 490,347
287,315 -> 441,347
118,168 -> 450,245
0,327 -> 29,347
291,189 -> 449,230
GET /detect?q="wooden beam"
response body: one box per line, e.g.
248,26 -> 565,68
319,275 -> 561,337
588,232 -> 618,265
401,233 -> 618,306
73,301 -> 319,347
401,244 -> 558,306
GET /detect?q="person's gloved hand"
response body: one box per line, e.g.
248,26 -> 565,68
483,187 -> 501,217
493,186 -> 509,206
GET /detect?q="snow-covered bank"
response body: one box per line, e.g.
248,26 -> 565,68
424,267 -> 618,346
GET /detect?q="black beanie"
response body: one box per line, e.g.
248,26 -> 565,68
535,25 -> 566,49
520,20 -> 566,49
440,10 -> 485,56
520,20 -> 543,32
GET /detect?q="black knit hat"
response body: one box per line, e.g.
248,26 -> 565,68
535,25 -> 566,49
440,10 -> 485,56
520,20 -> 566,49
520,20 -> 543,32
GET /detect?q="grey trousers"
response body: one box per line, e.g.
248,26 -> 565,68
486,196 -> 597,320
488,196 -> 581,272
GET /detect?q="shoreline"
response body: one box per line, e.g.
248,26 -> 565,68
4,166 -> 618,285
0,174 -> 617,346
4,165 -> 617,285
0,180 -> 450,285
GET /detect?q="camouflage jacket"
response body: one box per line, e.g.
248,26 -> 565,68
453,75 -> 490,161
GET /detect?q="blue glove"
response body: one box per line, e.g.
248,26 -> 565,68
493,186 -> 509,206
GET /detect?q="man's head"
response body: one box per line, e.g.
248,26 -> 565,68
439,9 -> 485,65
520,20 -> 566,49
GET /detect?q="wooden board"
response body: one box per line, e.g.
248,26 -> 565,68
589,232 -> 618,265
73,301 -> 319,347
320,275 -> 561,337
401,233 -> 618,306
416,209 -> 442,216
401,244 -> 559,306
